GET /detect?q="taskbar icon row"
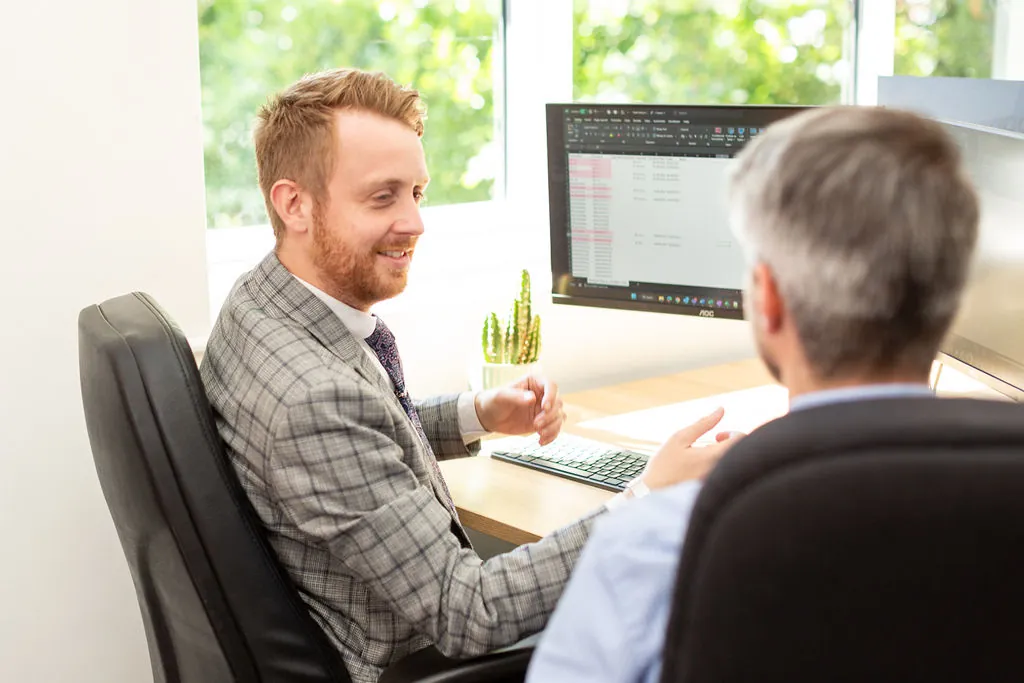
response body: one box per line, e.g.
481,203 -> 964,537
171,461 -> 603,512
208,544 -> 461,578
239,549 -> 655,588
631,292 -> 740,309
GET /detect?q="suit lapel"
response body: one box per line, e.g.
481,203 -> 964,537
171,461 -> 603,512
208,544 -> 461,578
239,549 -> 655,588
249,252 -> 470,547
249,251 -> 392,396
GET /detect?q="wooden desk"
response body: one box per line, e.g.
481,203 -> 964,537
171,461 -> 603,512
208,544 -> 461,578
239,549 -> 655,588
439,358 -> 777,545
440,356 -> 1006,546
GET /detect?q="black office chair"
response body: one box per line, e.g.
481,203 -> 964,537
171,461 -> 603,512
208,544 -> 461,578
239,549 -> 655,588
78,292 -> 531,683
658,395 -> 1024,683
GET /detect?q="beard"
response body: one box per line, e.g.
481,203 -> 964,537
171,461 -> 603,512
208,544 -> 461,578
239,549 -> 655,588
755,327 -> 782,383
310,208 -> 413,309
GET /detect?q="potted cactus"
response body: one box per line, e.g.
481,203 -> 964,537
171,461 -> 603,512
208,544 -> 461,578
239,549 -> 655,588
471,269 -> 542,391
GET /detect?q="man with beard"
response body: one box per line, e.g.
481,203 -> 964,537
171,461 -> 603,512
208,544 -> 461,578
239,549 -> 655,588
200,68 -> 735,683
525,105 -> 981,683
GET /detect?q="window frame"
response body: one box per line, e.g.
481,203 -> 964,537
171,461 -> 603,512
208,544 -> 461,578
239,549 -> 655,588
993,0 -> 1024,80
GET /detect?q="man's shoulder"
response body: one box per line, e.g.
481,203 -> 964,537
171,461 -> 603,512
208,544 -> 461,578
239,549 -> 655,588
207,270 -> 301,362
202,272 -> 360,408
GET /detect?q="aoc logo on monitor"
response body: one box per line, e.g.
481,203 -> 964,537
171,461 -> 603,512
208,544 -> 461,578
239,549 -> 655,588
698,309 -> 715,318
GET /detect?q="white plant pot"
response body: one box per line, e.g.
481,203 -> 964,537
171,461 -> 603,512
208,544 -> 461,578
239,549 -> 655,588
470,361 -> 541,392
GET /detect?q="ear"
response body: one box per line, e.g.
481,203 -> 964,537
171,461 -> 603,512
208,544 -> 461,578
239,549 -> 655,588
269,179 -> 315,237
752,262 -> 784,334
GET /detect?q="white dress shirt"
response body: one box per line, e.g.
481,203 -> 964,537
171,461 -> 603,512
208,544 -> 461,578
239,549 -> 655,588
294,275 -> 488,444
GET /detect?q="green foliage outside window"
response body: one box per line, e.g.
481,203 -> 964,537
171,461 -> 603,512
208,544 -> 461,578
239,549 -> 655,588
573,0 -> 995,105
198,0 -> 995,229
574,0 -> 853,105
895,0 -> 994,78
198,0 -> 501,229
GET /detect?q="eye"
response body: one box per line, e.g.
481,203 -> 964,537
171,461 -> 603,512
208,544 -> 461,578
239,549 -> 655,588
373,192 -> 394,203
413,189 -> 426,203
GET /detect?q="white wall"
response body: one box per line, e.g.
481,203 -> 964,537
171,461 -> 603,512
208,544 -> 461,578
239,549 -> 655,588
0,1 -> 209,681
994,1 -> 1024,80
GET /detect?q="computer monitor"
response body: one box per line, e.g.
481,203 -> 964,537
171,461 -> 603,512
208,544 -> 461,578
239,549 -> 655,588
546,103 -> 810,320
937,120 -> 1024,401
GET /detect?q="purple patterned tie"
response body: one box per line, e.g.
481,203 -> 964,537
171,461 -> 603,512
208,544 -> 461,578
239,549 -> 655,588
364,317 -> 459,518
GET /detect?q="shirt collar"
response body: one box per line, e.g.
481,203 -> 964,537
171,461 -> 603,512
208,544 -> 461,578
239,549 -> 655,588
790,383 -> 934,412
292,275 -> 377,339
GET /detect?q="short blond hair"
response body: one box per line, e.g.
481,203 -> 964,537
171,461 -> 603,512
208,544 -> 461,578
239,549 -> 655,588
253,68 -> 426,240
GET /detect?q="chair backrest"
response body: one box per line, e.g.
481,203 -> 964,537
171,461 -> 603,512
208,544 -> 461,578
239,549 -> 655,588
78,292 -> 349,683
659,396 -> 1024,683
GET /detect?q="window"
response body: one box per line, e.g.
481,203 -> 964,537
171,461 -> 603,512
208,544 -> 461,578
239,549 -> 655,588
573,0 -> 854,106
197,0 -> 504,229
894,0 -> 996,78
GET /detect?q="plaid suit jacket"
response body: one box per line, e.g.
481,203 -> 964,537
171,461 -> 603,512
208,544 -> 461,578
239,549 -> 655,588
200,252 -> 601,683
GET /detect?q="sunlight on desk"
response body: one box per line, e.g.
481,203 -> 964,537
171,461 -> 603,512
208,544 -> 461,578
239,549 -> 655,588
575,384 -> 790,451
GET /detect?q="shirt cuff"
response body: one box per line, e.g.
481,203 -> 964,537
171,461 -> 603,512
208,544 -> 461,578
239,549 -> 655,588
603,491 -> 630,512
604,475 -> 649,512
457,391 -> 489,444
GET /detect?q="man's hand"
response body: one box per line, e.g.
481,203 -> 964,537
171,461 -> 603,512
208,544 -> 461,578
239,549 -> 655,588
639,407 -> 744,490
475,374 -> 565,445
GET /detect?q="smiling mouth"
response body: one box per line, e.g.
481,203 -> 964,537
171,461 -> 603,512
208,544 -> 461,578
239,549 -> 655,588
377,248 -> 414,266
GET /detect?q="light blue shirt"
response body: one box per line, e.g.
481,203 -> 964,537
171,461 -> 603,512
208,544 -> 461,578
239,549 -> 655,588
525,383 -> 934,683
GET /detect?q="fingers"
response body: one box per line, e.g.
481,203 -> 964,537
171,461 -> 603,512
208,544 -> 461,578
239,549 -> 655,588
536,407 -> 565,445
533,377 -> 564,445
511,375 -> 532,391
534,399 -> 564,433
671,407 -> 725,447
511,374 -> 554,411
524,374 -> 557,412
543,380 -> 558,411
537,423 -> 561,445
715,430 -> 746,443
505,374 -> 564,444
524,375 -> 558,425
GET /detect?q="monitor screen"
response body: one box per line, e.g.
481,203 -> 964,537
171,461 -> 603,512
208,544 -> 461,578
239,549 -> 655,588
939,120 -> 1024,400
546,103 -> 810,320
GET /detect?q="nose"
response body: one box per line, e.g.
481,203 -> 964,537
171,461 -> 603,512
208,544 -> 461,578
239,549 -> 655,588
395,200 -> 425,237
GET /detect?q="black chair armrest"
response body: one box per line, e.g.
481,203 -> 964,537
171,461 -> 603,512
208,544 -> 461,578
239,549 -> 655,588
380,646 -> 534,683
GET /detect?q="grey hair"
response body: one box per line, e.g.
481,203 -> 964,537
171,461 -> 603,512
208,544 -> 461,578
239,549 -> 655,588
729,106 -> 980,378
